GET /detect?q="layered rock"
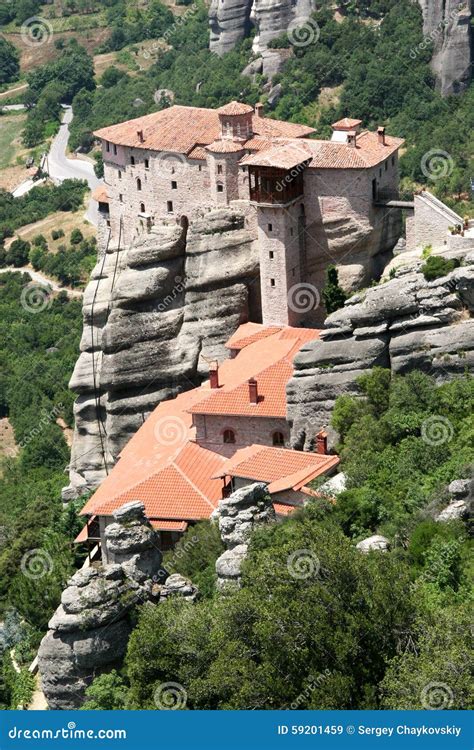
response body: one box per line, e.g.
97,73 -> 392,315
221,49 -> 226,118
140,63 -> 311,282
209,0 -> 315,56
214,482 -> 275,590
38,502 -> 164,709
287,246 -> 474,448
436,477 -> 472,521
418,0 -> 472,95
66,209 -> 259,496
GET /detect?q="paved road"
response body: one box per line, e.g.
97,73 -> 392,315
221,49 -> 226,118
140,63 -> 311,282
0,266 -> 83,298
46,106 -> 102,226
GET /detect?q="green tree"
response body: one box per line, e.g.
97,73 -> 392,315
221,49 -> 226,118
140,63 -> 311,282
0,38 -> 20,85
82,670 -> 129,709
322,265 -> 347,314
6,239 -> 30,267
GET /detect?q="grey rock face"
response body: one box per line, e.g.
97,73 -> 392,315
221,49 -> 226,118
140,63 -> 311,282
67,208 -> 259,491
215,483 -> 275,590
356,535 -> 390,553
287,245 -> 474,448
418,0 -> 472,95
38,502 -> 163,710
159,573 -> 198,602
436,500 -> 469,522
448,478 -> 472,497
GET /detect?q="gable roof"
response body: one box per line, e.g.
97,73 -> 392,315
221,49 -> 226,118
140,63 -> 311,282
213,444 -> 339,493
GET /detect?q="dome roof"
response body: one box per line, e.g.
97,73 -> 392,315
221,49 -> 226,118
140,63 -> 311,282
206,139 -> 245,153
217,101 -> 254,116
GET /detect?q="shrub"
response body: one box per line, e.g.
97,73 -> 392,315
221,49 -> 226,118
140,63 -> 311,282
421,255 -> 459,281
6,239 -> 30,268
51,229 -> 65,241
70,228 -> 84,245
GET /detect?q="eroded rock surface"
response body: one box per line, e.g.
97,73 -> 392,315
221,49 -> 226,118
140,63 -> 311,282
287,247 -> 474,449
38,502 -> 164,709
215,482 -> 275,590
418,0 -> 472,95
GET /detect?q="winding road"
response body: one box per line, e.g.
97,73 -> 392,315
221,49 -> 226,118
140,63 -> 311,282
0,266 -> 83,298
13,105 -> 103,226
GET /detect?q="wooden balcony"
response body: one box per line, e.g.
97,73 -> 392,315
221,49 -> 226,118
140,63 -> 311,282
248,166 -> 304,206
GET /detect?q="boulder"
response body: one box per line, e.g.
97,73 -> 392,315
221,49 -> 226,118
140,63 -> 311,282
356,535 -> 390,553
436,500 -> 469,523
215,544 -> 249,591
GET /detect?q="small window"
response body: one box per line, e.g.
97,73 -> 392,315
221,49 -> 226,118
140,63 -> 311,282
119,194 -> 123,203
379,168 -> 382,177
292,267 -> 296,277
269,251 -> 274,259
145,159 -> 150,169
106,141 -> 110,152
131,155 -> 135,166
270,278 -> 275,287
391,156 -> 395,166
199,165 -> 202,172
217,183 -> 224,193
137,178 -> 142,191
385,161 -> 388,171
118,170 -> 122,179
290,227 -> 293,236
113,144 -> 117,155
272,431 -> 284,446
171,180 -> 177,189
167,201 -> 173,213
217,165 -> 223,175
140,202 -> 145,213
268,223 -> 273,232
223,429 -> 235,444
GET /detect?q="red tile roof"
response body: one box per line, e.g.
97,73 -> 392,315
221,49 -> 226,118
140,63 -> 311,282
93,105 -> 315,155
187,145 -> 207,160
150,520 -> 188,532
241,132 -> 404,171
273,502 -> 298,516
206,140 -> 245,153
92,185 -> 109,203
332,117 -> 363,130
217,101 -> 254,116
80,324 -> 320,525
225,322 -> 282,350
213,444 -> 339,493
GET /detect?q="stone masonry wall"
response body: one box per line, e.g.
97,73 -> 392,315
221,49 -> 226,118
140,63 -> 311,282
193,413 -> 290,456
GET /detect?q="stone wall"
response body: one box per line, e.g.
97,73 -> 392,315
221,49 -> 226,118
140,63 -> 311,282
193,413 -> 290,456
413,191 -> 463,250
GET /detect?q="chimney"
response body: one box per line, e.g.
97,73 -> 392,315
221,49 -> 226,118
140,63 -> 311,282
316,429 -> 328,455
347,131 -> 357,148
137,129 -> 144,143
209,362 -> 219,389
255,102 -> 264,118
377,126 -> 386,146
248,378 -> 258,404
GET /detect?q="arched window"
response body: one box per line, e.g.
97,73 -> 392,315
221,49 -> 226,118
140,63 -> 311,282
137,178 -> 142,191
140,202 -> 146,213
272,431 -> 284,446
223,429 -> 235,444
217,182 -> 224,193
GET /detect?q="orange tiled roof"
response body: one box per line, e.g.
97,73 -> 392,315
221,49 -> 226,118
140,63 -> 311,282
213,444 -> 339,493
187,145 -> 207,160
241,132 -> 403,170
92,185 -> 109,203
225,322 -> 282,350
332,117 -> 363,130
217,101 -> 254,116
80,324 -> 320,523
273,502 -> 298,516
93,105 -> 315,154
206,139 -> 245,153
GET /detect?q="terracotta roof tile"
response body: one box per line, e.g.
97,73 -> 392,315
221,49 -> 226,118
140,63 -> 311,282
92,185 -> 109,203
187,145 -> 207,160
225,322 -> 282,350
217,101 -> 254,115
206,140 -> 245,153
332,117 -> 363,130
240,141 -> 313,170
150,519 -> 188,532
273,502 -> 298,516
214,444 -> 339,492
93,105 -> 314,155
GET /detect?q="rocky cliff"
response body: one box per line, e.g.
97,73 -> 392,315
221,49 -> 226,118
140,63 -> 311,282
65,209 -> 259,496
419,0 -> 472,95
38,501 -> 196,709
209,0 -> 472,96
287,246 -> 474,449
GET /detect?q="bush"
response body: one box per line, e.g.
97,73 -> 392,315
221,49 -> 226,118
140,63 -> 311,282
421,256 -> 460,281
51,229 -> 65,241
32,234 -> 47,248
322,265 -> 347,314
70,228 -> 84,245
6,239 -> 30,268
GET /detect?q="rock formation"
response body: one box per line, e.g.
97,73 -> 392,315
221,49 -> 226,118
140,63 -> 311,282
287,246 -> 474,449
356,534 -> 390,553
418,0 -> 472,95
436,477 -> 472,522
209,0 -> 315,56
65,209 -> 259,496
214,482 -> 275,590
38,501 -> 194,709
